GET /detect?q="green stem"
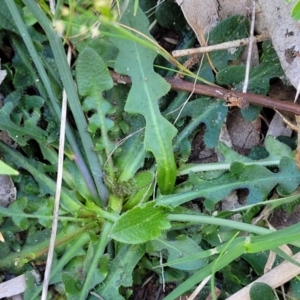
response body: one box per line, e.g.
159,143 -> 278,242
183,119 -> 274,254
167,214 -> 272,235
79,221 -> 113,299
178,160 -> 281,175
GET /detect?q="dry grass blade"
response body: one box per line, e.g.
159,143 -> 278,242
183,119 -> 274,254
295,115 -> 300,170
49,0 -> 55,14
242,1 -> 256,93
41,46 -> 71,300
226,251 -> 300,300
172,34 -> 268,57
187,275 -> 212,300
294,77 -> 300,103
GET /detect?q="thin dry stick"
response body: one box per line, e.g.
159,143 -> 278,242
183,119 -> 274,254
242,1 -> 256,93
295,115 -> 300,169
294,77 -> 300,103
171,20 -> 212,123
110,70 -> 300,115
172,34 -> 268,57
166,77 -> 300,115
41,47 -> 71,300
187,275 -> 212,300
49,0 -> 55,15
160,251 -> 165,292
281,285 -> 286,300
194,17 -> 217,74
89,291 -> 105,300
145,0 -> 165,17
274,109 -> 298,131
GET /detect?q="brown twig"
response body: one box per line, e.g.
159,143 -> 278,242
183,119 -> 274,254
109,70 -> 300,115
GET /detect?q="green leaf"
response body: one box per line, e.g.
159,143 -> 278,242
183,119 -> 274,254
5,197 -> 29,230
111,201 -> 171,244
216,41 -> 283,95
0,224 -> 90,270
216,41 -> 283,120
76,47 -> 117,176
26,233 -> 91,298
276,156 -> 300,195
148,235 -> 208,270
22,6 -> 37,26
12,50 -> 36,89
17,0 -> 108,205
291,0 -> 300,20
155,0 -> 186,32
76,47 -> 113,96
163,242 -> 245,300
214,136 -> 291,172
207,15 -> 250,70
123,170 -> 155,209
173,97 -> 227,152
96,244 -> 146,299
0,1 -> 19,31
0,100 -> 47,146
83,242 -> 109,289
76,38 -> 118,68
109,2 -> 177,193
264,136 -> 292,159
290,277 -> 300,298
0,159 -> 18,175
242,252 -> 271,275
32,198 -> 53,228
63,273 -> 81,300
62,154 -> 98,197
157,156 -> 300,210
250,283 -> 276,300
221,261 -> 251,292
0,141 -> 83,213
115,113 -> 146,181
24,271 -> 39,300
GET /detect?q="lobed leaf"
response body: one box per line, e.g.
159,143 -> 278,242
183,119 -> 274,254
156,156 -> 300,210
76,47 -> 118,177
216,41 -> 283,95
0,100 -> 47,146
76,47 -> 113,96
173,97 -> 228,152
2,197 -> 28,230
108,2 -> 177,193
216,41 -> 284,120
0,142 -> 82,213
